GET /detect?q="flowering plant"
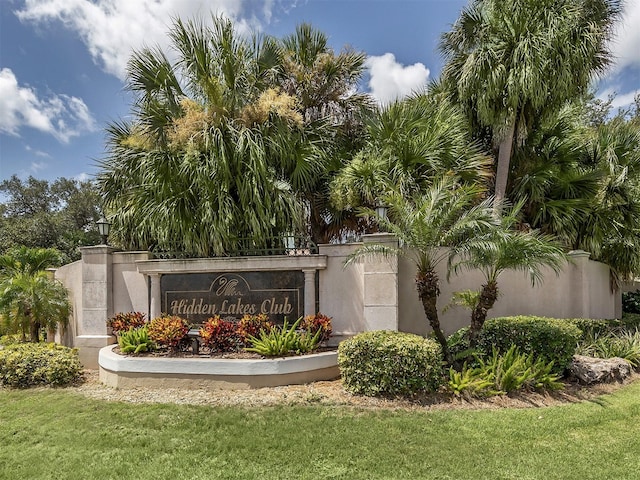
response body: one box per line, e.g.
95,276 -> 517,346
237,313 -> 274,342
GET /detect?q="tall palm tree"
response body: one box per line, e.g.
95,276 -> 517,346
98,17 -> 324,257
346,177 -> 497,363
276,23 -> 374,243
449,203 -> 566,347
440,0 -> 622,207
0,247 -> 70,341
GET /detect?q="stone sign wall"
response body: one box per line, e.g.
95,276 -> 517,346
161,271 -> 304,326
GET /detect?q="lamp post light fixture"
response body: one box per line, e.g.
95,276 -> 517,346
375,202 -> 388,232
96,217 -> 111,245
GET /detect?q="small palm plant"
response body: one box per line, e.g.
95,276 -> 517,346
0,247 -> 70,342
449,201 -> 566,347
346,176 -> 496,363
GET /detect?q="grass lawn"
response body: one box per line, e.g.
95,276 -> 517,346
2,381 -> 640,480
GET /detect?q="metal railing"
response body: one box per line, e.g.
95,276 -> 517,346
150,235 -> 318,259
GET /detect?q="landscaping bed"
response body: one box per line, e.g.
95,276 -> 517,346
75,369 -> 639,410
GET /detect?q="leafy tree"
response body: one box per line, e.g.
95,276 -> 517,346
0,175 -> 101,261
509,105 -> 640,286
440,0 -> 622,207
276,23 -> 373,243
0,247 -> 70,341
346,177 -> 497,363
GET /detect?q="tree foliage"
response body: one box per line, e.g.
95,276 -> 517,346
98,17 -> 371,255
0,175 -> 101,262
440,0 -> 622,205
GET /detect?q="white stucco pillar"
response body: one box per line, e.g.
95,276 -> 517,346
302,269 -> 316,317
149,273 -> 162,319
75,245 -> 117,368
362,233 -> 399,331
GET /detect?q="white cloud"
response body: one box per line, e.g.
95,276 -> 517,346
29,162 -> 48,173
25,145 -> 51,157
612,1 -> 640,71
15,0 -> 272,80
365,53 -> 430,105
74,172 -> 91,182
0,68 -> 96,143
610,89 -> 639,109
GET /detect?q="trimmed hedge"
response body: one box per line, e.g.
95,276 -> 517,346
476,316 -> 581,373
0,343 -> 83,388
568,314 -> 640,339
338,331 -> 442,396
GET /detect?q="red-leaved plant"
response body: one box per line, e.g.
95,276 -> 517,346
199,316 -> 243,353
301,313 -> 332,343
237,313 -> 274,343
147,315 -> 189,351
107,312 -> 147,335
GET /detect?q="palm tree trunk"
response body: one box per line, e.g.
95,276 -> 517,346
30,320 -> 41,343
416,269 -> 451,364
493,118 -> 516,214
468,280 -> 499,348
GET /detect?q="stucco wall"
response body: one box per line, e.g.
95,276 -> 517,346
112,252 -> 151,316
397,249 -> 617,336
61,239 -> 618,367
318,243 -> 363,343
54,260 -> 82,346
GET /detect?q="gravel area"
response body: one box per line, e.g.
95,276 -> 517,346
69,370 -> 638,411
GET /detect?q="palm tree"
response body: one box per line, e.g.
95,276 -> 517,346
276,23 -> 374,243
331,91 -> 493,219
440,0 -> 622,207
449,203 -> 566,347
509,107 -> 640,287
0,247 -> 70,342
572,120 -> 640,286
98,17 -> 324,257
346,177 -> 497,362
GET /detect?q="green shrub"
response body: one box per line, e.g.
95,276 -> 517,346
0,334 -> 23,346
245,318 -> 320,356
118,327 -> 154,354
0,343 -> 83,387
621,313 -> 640,332
447,365 -> 496,398
338,331 -> 442,396
446,327 -> 478,364
477,316 -> 580,373
147,315 -> 189,351
478,346 -> 563,393
568,318 -> 618,339
447,346 -> 562,398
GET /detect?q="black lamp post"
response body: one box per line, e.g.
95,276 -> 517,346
96,217 -> 111,245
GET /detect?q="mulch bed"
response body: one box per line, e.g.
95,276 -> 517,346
71,369 -> 639,411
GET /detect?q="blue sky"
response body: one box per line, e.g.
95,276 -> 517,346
1,0 -> 639,183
